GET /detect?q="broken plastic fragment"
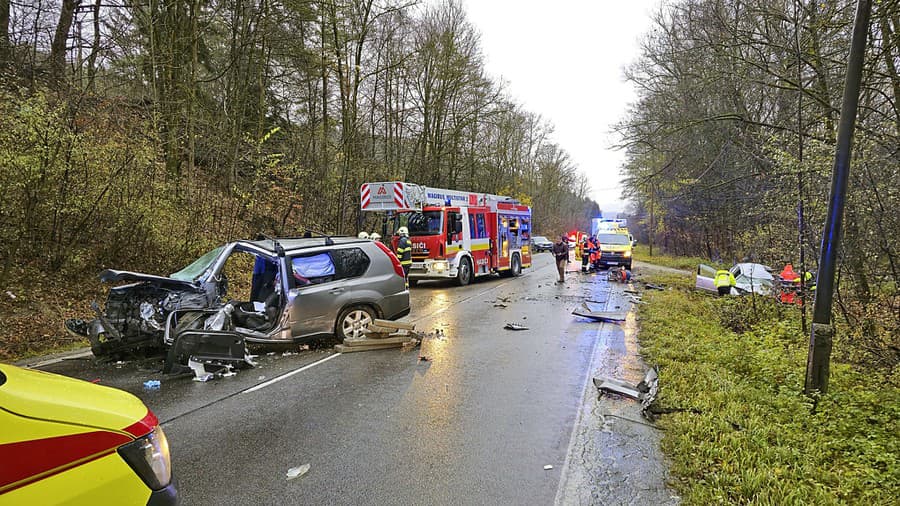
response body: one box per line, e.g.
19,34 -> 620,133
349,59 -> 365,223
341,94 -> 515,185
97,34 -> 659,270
286,464 -> 311,480
193,373 -> 214,382
504,323 -> 529,331
543,465 -> 553,470
143,380 -> 161,390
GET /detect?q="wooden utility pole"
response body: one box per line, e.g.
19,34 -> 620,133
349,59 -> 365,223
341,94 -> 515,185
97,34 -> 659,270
805,0 -> 872,395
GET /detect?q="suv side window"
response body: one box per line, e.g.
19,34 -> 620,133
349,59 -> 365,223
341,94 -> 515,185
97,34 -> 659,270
290,252 -> 336,287
330,247 -> 371,279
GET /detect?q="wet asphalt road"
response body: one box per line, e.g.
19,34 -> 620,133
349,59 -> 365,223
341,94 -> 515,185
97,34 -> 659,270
34,253 -> 673,505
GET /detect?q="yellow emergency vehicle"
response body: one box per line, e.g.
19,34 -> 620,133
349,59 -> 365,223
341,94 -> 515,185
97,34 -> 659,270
0,363 -> 176,505
594,232 -> 634,270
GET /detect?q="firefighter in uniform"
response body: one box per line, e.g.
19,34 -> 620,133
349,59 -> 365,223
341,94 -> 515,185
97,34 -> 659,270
714,269 -> 737,296
395,226 -> 412,277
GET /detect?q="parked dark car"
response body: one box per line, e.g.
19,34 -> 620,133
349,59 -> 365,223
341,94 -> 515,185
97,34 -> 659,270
531,235 -> 553,252
66,237 -> 410,369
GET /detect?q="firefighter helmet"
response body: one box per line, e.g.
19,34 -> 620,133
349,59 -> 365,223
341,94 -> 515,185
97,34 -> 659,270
397,227 -> 409,236
358,232 -> 370,239
370,233 -> 381,241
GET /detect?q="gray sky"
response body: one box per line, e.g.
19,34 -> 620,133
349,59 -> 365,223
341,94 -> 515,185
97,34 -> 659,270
461,0 -> 659,214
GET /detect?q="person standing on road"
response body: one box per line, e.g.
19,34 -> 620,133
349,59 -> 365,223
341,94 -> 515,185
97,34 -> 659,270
552,235 -> 569,283
395,227 -> 413,277
581,237 -> 591,273
714,269 -> 737,296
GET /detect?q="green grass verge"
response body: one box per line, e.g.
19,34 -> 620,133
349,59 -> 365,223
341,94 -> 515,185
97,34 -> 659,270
634,244 -> 728,271
638,278 -> 899,505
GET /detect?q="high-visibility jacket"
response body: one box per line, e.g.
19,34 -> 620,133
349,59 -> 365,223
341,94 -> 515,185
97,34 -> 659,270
588,239 -> 599,262
714,270 -> 736,288
396,236 -> 412,265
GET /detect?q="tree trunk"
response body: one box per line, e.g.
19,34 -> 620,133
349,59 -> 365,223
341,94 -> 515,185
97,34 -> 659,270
0,0 -> 10,68
50,0 -> 80,82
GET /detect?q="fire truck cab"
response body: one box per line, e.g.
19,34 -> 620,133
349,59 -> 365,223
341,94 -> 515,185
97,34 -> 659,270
360,182 -> 532,286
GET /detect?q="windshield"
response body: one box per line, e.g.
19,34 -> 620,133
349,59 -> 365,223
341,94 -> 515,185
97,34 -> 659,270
595,234 -> 630,245
171,246 -> 225,281
404,211 -> 443,236
533,236 -> 549,242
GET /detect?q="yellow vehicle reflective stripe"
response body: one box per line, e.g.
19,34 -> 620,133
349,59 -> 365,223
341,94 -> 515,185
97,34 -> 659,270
0,452 -> 151,505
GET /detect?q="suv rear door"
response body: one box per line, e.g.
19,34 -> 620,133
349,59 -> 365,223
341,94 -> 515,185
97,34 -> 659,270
286,246 -> 371,338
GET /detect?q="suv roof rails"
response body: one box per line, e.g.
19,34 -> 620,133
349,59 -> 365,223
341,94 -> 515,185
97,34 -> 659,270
256,233 -> 285,257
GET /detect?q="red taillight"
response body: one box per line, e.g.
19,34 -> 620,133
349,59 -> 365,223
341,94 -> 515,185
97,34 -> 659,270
375,241 -> 405,278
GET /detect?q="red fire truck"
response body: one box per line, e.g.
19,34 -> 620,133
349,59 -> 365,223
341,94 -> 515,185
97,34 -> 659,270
360,181 -> 533,286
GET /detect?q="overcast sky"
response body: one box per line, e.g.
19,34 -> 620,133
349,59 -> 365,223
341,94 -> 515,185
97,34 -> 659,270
459,0 -> 660,214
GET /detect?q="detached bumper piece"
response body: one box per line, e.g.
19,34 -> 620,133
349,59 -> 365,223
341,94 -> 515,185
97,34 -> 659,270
163,330 -> 254,376
593,368 -> 660,420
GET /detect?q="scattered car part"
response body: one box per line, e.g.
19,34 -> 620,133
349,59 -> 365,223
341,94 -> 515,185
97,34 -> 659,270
572,302 -> 627,322
593,368 -> 660,419
503,323 -> 529,331
286,464 -> 311,481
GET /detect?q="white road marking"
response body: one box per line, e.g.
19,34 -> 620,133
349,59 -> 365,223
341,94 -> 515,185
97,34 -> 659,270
553,283 -> 618,505
24,349 -> 94,368
243,353 -> 343,393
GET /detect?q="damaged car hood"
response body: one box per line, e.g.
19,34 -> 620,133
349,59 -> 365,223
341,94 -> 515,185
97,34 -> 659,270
99,269 -> 200,291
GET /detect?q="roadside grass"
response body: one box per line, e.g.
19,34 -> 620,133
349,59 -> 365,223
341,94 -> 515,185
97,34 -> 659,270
638,278 -> 899,505
634,244 -> 728,271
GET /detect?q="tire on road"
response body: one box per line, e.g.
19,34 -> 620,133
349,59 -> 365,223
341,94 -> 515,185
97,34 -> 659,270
455,256 -> 473,286
502,254 -> 522,277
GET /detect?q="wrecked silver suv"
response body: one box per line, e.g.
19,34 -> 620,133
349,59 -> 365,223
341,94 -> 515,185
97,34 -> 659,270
66,236 -> 411,371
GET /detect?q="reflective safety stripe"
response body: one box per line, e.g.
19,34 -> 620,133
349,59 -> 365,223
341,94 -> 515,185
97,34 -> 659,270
400,260 -> 412,265
0,430 -> 132,492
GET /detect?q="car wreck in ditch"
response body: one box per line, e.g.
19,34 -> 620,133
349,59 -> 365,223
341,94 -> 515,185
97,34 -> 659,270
66,237 -> 411,374
695,262 -> 775,296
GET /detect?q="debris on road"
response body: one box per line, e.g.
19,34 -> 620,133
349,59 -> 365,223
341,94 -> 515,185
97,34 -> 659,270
4,290 -> 15,300
336,320 -> 423,353
143,379 -> 161,390
374,319 -> 415,330
543,465 -> 554,470
503,323 -> 529,331
572,305 -> 627,322
593,368 -> 660,418
493,303 -> 508,308
418,355 -> 430,362
286,464 -> 311,481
